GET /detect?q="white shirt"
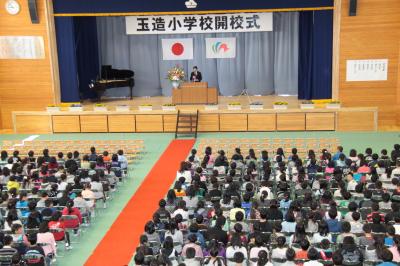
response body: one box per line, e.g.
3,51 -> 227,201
226,246 -> 248,266
90,181 -> 104,199
176,170 -> 192,183
304,261 -> 323,266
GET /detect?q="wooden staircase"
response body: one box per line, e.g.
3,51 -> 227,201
175,110 -> 199,139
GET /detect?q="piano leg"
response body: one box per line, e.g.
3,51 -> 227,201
130,85 -> 133,100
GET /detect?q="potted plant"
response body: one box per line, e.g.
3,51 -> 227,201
46,104 -> 60,112
273,101 -> 288,110
249,101 -> 264,110
115,105 -> 130,112
204,103 -> 219,111
300,100 -> 315,109
228,102 -> 242,110
138,104 -> 153,111
167,65 -> 185,89
68,103 -> 83,112
162,103 -> 176,111
326,100 -> 341,109
93,103 -> 107,112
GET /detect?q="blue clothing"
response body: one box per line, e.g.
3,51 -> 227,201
188,232 -> 205,248
241,202 -> 252,218
384,237 -> 394,247
325,218 -> 341,243
332,152 -> 344,161
376,263 -> 397,266
16,200 -> 29,217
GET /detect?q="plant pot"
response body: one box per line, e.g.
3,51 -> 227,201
93,106 -> 108,112
326,103 -> 341,109
46,107 -> 60,112
273,105 -> 288,110
228,105 -> 242,111
300,104 -> 315,110
162,106 -> 176,111
139,106 -> 153,111
171,81 -> 180,89
69,107 -> 83,112
205,105 -> 219,111
250,105 -> 264,110
115,105 -> 130,112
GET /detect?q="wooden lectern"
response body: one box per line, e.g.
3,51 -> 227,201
172,82 -> 218,104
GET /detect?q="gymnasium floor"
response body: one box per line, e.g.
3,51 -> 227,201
1,131 -> 399,265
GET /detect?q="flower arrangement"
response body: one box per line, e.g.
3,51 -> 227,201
93,103 -> 107,111
300,100 -> 315,109
69,103 -> 83,111
273,101 -> 288,105
162,103 -> 176,106
250,101 -> 263,110
167,65 -> 185,82
326,100 -> 341,109
139,104 -> 153,111
115,105 -> 130,111
162,103 -> 176,111
46,104 -> 60,112
228,102 -> 242,110
70,103 -> 82,107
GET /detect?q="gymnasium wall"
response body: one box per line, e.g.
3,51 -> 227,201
0,0 -> 57,130
338,0 -> 400,130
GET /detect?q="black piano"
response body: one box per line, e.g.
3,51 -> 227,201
89,65 -> 135,100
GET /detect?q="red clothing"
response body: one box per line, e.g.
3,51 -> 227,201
296,250 -> 308,259
61,207 -> 82,228
48,221 -> 66,241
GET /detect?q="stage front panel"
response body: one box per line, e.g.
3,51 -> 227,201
80,115 -> 108,132
198,114 -> 219,132
108,115 -> 136,132
337,111 -> 376,131
248,114 -> 276,131
163,115 -> 178,132
136,115 -> 163,132
306,113 -> 335,131
277,113 -> 306,131
16,115 -> 52,134
220,114 -> 247,131
52,116 -> 80,133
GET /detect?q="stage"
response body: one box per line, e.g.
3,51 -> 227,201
11,96 -> 378,134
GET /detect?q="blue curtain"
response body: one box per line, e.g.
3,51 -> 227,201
55,17 -> 80,102
74,17 -> 99,99
298,10 -> 333,99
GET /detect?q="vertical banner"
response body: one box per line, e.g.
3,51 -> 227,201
126,13 -> 273,35
206,37 -> 236,58
162,38 -> 193,60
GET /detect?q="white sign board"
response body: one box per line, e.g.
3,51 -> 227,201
0,36 -> 45,59
126,12 -> 273,35
346,59 -> 388,81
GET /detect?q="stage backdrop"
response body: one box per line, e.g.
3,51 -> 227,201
97,12 -> 299,97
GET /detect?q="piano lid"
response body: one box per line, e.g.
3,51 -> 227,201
101,65 -> 134,80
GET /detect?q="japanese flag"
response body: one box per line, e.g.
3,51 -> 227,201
162,38 -> 193,60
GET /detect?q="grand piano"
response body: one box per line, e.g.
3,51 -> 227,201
89,65 -> 135,100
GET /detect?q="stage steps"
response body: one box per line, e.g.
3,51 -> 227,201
175,110 -> 198,139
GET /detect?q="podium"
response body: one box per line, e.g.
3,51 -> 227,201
172,82 -> 218,105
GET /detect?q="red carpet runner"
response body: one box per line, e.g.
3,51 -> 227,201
85,139 -> 195,266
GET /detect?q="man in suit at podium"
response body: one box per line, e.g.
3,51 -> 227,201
190,66 -> 202,82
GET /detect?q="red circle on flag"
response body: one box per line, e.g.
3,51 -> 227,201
171,43 -> 184,56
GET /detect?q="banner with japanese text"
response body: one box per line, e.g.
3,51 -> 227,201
126,13 -> 273,35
